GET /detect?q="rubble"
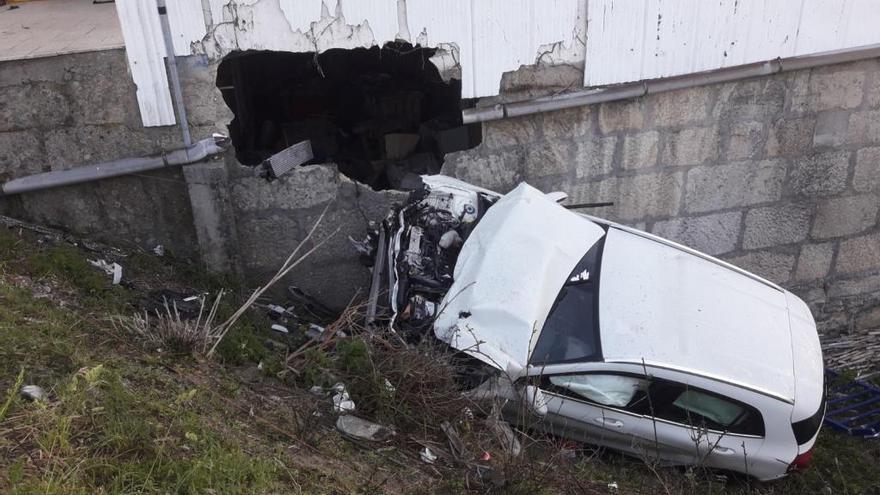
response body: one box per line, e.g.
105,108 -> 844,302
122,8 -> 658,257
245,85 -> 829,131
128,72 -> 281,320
821,332 -> 880,378
331,383 -> 356,414
419,447 -> 438,464
88,259 -> 122,284
335,415 -> 395,442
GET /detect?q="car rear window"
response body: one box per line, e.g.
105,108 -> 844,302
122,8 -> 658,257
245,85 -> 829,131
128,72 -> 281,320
530,237 -> 605,365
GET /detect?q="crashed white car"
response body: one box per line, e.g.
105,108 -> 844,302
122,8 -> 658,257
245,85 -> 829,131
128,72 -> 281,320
375,176 -> 824,481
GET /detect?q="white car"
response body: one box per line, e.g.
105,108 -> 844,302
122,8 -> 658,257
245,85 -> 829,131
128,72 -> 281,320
380,176 -> 825,481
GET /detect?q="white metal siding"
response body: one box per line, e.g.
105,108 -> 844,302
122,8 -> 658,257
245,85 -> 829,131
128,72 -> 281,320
585,0 -> 880,87
115,0 -> 583,127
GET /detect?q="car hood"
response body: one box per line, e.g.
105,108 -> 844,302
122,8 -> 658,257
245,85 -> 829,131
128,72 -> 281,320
432,183 -> 606,377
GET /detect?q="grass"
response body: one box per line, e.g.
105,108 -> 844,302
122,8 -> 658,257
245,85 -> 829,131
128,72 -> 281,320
0,225 -> 879,494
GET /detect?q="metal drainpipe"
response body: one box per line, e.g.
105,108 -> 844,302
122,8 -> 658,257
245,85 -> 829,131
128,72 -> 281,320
157,0 -> 192,147
0,135 -> 229,196
463,43 -> 880,124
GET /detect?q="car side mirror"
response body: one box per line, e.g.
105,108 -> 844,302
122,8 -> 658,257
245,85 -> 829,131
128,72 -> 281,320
521,385 -> 549,417
545,191 -> 568,203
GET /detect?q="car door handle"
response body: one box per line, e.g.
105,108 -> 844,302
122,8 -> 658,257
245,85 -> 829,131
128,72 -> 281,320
593,417 -> 624,429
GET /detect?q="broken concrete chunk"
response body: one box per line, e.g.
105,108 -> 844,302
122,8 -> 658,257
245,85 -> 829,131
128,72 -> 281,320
335,415 -> 395,442
21,384 -> 46,402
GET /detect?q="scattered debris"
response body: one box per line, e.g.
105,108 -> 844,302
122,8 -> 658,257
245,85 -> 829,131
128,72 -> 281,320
821,332 -> 880,378
485,414 -> 522,457
270,323 -> 289,334
20,385 -> 46,402
331,383 -> 356,414
440,421 -> 468,461
335,415 -> 395,442
152,244 -> 165,256
260,140 -> 313,180
88,259 -> 122,284
419,447 -> 438,464
608,481 -> 619,491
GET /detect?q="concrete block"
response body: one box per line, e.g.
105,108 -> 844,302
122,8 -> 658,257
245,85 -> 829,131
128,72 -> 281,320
651,87 -> 712,128
812,111 -> 849,148
575,136 -> 617,177
743,203 -> 811,249
482,115 -> 541,149
230,164 -> 339,211
789,68 -> 866,113
726,121 -> 764,161
714,79 -> 784,121
789,151 -> 850,197
867,68 -> 880,108
847,110 -> 880,146
44,125 -> 178,170
598,99 -> 644,134
0,82 -> 69,132
794,242 -> 835,282
812,194 -> 879,239
178,57 -> 235,128
446,147 -> 523,193
765,118 -> 815,157
836,232 -> 880,274
725,250 -> 796,284
542,106 -> 592,140
525,141 -> 575,179
854,147 -> 880,193
660,126 -> 719,167
620,131 -> 658,170
615,171 -> 684,220
651,211 -> 741,256
685,159 -> 786,213
0,130 -> 45,177
828,274 -> 880,299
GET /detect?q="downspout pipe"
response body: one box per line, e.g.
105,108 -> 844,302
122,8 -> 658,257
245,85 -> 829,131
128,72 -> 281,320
463,43 -> 880,124
0,134 -> 229,196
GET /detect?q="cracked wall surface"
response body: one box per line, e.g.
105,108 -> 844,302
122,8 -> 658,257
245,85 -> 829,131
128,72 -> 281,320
116,0 -> 586,126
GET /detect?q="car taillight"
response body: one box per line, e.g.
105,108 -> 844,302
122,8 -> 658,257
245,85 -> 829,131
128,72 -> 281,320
788,448 -> 814,472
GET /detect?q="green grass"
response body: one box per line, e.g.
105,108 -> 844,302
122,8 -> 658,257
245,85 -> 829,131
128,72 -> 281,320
1,226 -> 879,494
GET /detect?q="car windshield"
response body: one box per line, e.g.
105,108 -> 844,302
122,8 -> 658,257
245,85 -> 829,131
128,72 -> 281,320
529,235 -> 605,365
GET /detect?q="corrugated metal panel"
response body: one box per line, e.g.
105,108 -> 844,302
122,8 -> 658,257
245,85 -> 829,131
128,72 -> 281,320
585,0 -> 880,87
115,0 -> 175,126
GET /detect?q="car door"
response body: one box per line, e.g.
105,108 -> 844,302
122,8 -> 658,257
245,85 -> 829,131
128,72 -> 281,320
537,371 -> 673,460
644,378 -> 766,472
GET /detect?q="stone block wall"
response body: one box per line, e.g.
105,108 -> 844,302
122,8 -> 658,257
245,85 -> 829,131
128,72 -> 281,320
443,59 -> 880,336
0,50 -> 204,257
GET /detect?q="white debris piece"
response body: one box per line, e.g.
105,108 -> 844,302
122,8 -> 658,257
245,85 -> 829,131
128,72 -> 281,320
88,259 -> 122,285
270,324 -> 289,334
21,385 -> 47,402
438,230 -> 463,249
153,244 -> 165,256
332,383 -> 356,414
420,447 -> 438,464
336,415 -> 395,442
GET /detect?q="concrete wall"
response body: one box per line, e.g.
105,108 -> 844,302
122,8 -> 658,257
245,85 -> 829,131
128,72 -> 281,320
0,50 -> 203,258
443,59 -> 880,336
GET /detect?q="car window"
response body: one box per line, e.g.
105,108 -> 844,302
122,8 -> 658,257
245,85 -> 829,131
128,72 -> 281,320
549,374 -> 649,407
530,237 -> 605,365
649,380 -> 765,436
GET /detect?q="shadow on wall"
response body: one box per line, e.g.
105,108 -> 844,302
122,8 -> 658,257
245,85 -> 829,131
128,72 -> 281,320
215,42 -> 482,191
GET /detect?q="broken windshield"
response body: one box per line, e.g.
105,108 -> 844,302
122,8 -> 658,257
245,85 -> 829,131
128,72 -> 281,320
529,235 -> 606,365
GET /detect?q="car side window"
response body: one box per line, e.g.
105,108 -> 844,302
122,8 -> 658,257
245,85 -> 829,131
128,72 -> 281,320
649,380 -> 765,436
547,373 -> 649,408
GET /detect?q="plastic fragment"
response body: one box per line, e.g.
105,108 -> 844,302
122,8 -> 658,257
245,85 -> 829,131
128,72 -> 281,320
420,447 -> 438,464
270,323 -> 289,334
336,415 -> 395,442
21,385 -> 46,402
332,383 -> 356,414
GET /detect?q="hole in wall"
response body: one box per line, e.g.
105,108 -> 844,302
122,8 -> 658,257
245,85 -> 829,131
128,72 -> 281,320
216,42 -> 481,190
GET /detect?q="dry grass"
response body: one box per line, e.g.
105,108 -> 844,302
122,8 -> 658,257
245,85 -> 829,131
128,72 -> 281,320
112,292 -> 224,354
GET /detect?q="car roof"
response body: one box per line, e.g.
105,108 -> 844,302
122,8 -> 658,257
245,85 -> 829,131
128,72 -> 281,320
597,226 -> 796,403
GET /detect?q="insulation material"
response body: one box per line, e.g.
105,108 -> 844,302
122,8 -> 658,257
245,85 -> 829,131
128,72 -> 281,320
585,0 -> 880,87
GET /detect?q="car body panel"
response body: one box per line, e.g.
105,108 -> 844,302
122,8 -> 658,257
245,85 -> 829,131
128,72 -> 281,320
433,183 -> 606,376
599,227 -> 796,403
